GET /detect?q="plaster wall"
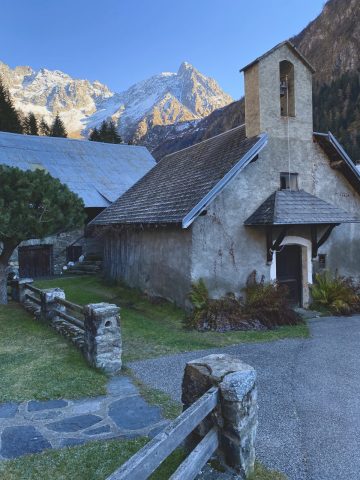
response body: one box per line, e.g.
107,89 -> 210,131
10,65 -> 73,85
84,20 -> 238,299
191,137 -> 360,300
245,44 -> 313,141
313,144 -> 360,278
103,227 -> 192,307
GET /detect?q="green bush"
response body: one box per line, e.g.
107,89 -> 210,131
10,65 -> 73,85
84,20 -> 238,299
310,271 -> 360,315
187,273 -> 301,331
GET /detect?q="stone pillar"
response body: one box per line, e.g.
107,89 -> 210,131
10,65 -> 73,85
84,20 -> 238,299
40,288 -> 66,322
11,278 -> 33,303
182,354 -> 257,478
83,303 -> 122,375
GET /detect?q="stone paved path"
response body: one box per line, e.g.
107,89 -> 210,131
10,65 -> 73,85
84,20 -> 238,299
0,376 -> 167,460
129,315 -> 360,480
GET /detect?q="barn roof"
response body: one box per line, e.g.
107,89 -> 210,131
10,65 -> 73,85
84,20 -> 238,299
90,125 -> 268,228
0,131 -> 156,208
244,189 -> 360,226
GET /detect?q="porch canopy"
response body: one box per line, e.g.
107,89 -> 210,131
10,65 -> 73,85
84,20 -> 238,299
244,189 -> 360,261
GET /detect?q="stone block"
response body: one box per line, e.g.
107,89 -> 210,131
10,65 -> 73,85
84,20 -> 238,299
83,302 -> 122,375
182,353 -> 258,478
40,287 -> 66,322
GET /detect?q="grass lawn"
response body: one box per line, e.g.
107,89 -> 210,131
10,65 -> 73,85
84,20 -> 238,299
0,438 -> 286,480
0,302 -> 107,403
35,275 -> 310,362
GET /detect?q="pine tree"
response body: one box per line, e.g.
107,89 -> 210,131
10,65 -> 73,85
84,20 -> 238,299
107,120 -> 122,143
0,165 -> 85,304
24,112 -> 39,136
99,120 -> 108,142
89,119 -> 122,144
39,118 -> 51,136
0,78 -> 23,134
89,126 -> 100,141
50,114 -> 67,138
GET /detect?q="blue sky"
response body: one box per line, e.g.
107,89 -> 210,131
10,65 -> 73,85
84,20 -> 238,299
1,0 -> 325,99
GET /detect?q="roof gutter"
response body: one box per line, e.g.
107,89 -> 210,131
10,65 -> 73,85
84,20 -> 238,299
182,133 -> 268,229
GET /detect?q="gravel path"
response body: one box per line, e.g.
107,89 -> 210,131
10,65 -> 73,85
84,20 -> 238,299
129,315 -> 360,480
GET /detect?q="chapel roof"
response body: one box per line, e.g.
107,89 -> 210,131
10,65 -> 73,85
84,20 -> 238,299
244,189 -> 360,226
90,125 -> 267,228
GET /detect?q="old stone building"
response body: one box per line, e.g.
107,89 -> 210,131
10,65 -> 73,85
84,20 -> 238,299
0,133 -> 155,277
91,42 -> 360,308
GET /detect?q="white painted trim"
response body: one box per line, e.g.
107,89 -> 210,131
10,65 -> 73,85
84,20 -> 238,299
270,235 -> 312,284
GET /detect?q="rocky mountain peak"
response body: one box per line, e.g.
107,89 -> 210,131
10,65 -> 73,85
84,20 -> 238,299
177,61 -> 196,75
0,59 -> 232,143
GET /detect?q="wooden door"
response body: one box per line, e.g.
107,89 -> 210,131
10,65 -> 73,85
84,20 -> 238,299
18,245 -> 53,278
276,245 -> 302,306
66,245 -> 83,262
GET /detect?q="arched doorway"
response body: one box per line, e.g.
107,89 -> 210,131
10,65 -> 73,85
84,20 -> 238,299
270,236 -> 312,307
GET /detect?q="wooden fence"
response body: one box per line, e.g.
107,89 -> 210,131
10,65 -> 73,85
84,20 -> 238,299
23,282 -> 42,307
10,278 -> 122,375
107,354 -> 258,480
52,296 -> 85,331
107,387 -> 219,480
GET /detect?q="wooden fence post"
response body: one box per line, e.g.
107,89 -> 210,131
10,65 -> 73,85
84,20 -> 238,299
83,303 -> 122,375
182,353 -> 257,478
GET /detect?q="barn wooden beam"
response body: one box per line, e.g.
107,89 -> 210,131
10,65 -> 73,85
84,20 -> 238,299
311,225 -> 317,258
266,227 -> 273,263
317,224 -> 339,250
330,160 -> 344,170
266,226 -> 287,263
311,224 -> 339,258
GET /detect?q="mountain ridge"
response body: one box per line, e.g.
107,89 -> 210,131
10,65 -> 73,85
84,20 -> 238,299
0,60 -> 232,143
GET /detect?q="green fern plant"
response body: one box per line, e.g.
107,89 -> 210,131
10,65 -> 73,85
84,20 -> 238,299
188,278 -> 209,310
310,271 -> 359,315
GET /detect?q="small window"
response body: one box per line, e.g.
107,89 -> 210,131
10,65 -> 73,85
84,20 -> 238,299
318,254 -> 326,269
280,172 -> 298,190
280,60 -> 295,117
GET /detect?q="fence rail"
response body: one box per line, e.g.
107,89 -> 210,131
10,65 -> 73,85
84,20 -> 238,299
55,297 -> 84,314
24,293 -> 42,306
24,283 -> 42,295
107,387 -> 219,480
54,309 -> 85,330
169,427 -> 219,480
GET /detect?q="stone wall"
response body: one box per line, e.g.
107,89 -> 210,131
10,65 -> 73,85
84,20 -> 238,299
9,228 -> 103,276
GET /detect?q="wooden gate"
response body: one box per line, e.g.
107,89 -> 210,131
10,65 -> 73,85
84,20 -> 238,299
18,245 -> 53,278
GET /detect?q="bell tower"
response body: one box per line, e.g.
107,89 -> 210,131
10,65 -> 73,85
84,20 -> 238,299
241,41 -> 315,141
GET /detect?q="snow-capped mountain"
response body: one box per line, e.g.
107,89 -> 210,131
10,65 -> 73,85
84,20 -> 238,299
0,60 -> 232,144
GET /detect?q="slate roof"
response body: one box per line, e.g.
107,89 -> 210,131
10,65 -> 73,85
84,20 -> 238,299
244,189 -> 360,226
0,131 -> 156,208
90,125 -> 267,227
